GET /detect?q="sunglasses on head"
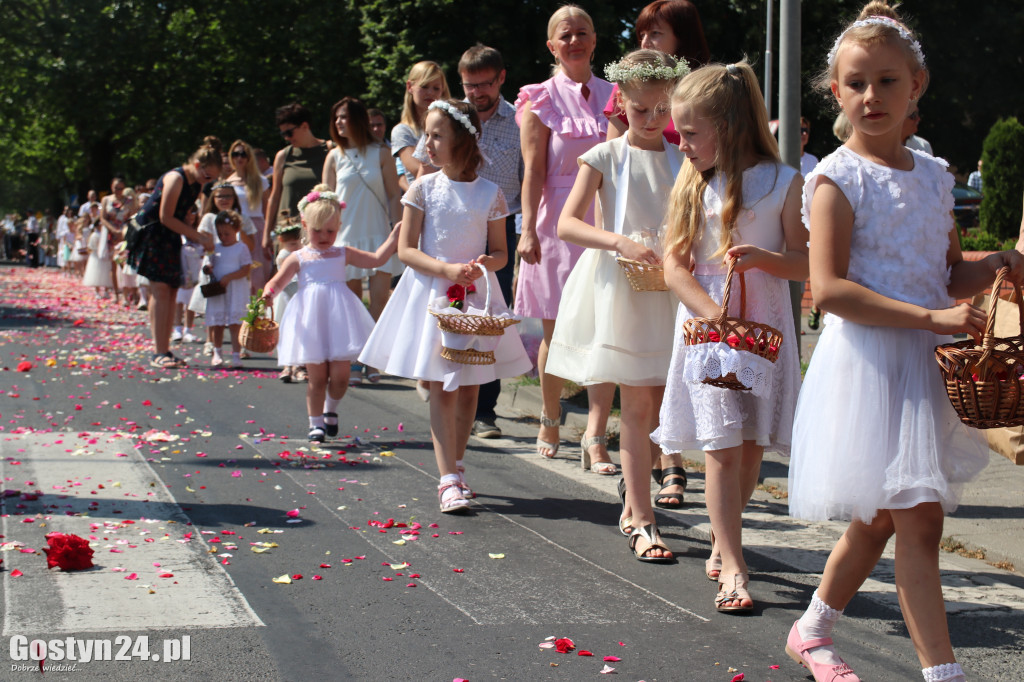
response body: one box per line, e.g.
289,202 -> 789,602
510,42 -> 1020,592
231,150 -> 248,158
280,127 -> 297,138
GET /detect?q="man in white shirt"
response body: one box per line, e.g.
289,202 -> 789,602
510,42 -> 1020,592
902,107 -> 933,155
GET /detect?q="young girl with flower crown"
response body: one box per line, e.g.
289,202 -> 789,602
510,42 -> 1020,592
548,49 -> 687,561
263,185 -> 399,442
201,210 -> 252,369
360,100 -> 532,513
653,61 -> 807,610
785,4 -> 1024,681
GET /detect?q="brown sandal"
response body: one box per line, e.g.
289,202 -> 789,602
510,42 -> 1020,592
715,573 -> 753,613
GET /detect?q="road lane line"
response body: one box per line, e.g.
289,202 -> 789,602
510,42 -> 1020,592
0,432 -> 264,634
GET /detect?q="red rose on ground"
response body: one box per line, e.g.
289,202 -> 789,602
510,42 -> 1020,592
42,533 -> 94,571
554,637 -> 575,654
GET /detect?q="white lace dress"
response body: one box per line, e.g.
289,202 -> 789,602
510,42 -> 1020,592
277,246 -> 376,366
789,147 -> 988,523
653,161 -> 801,455
82,228 -> 113,287
359,172 -> 532,390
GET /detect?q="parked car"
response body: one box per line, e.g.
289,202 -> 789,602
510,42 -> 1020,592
953,183 -> 982,228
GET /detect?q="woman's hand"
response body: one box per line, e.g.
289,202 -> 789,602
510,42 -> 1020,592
726,244 -> 768,273
987,249 -> 1024,286
517,229 -> 541,265
197,232 -> 214,251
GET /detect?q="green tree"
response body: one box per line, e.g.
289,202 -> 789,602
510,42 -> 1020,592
979,117 -> 1024,240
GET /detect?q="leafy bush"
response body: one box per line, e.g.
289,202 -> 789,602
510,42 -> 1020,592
980,118 -> 1024,240
960,230 -> 1003,252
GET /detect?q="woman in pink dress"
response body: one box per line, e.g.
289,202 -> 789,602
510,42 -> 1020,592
516,4 -> 615,462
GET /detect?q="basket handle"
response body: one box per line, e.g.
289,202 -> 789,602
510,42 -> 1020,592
475,262 -> 492,315
978,266 -> 1023,366
716,258 -> 747,327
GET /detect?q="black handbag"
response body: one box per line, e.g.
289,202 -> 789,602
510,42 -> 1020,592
124,213 -> 154,255
200,279 -> 226,298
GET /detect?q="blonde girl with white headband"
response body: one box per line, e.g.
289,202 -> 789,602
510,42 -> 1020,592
786,3 -> 1024,681
262,185 -> 399,443
360,99 -> 531,514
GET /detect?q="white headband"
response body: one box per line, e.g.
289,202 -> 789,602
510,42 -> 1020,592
827,16 -> 925,70
428,101 -> 478,137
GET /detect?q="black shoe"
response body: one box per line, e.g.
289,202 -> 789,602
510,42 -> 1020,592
308,427 -> 326,443
324,413 -> 339,438
472,416 -> 501,439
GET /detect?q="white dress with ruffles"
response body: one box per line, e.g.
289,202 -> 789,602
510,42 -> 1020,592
653,161 -> 802,455
789,147 -> 989,523
359,172 -> 532,391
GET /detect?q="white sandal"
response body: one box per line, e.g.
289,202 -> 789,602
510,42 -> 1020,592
455,463 -> 474,499
537,409 -> 561,459
581,434 -> 618,475
438,482 -> 470,514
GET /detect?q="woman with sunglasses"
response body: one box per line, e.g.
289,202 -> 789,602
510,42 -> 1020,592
127,144 -> 220,369
226,139 -> 270,293
263,102 -> 329,260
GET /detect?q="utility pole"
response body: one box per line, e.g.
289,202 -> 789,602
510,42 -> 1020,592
764,0 -> 773,120
779,0 -> 803,355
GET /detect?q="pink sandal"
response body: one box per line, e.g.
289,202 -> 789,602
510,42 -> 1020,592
785,621 -> 861,682
438,482 -> 470,514
455,463 -> 474,499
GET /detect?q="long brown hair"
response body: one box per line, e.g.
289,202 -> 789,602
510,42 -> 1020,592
329,97 -> 373,153
664,62 -> 779,261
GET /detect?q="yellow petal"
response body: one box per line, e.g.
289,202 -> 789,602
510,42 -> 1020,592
392,539 -> 406,546
272,575 -> 292,584
389,562 -> 410,570
488,553 -> 505,559
379,451 -> 395,457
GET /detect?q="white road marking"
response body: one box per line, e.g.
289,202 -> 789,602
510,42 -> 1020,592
0,432 -> 264,635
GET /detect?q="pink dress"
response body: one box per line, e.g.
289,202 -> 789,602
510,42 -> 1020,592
514,72 -> 615,320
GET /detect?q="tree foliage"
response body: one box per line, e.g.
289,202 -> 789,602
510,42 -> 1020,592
979,118 -> 1024,240
0,0 -> 1021,212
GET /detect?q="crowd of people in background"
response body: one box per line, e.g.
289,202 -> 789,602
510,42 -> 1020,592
5,3 -> 1022,680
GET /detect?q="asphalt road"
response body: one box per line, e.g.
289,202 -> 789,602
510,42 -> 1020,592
1,266 -> 1022,681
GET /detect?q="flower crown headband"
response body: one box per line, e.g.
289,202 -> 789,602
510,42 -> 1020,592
604,58 -> 690,85
297,190 -> 345,213
428,101 -> 478,138
827,15 -> 925,70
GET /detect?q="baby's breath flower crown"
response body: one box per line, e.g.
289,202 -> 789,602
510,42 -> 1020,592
428,100 -> 479,138
297,189 -> 345,213
604,58 -> 690,85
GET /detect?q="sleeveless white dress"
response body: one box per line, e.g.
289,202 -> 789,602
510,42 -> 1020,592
330,145 -> 403,280
277,246 -> 376,366
359,172 -> 532,390
546,136 -> 680,386
653,161 -> 802,455
789,147 -> 989,523
82,228 -> 113,287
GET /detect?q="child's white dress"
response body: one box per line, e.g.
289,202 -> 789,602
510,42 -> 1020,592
653,161 -> 801,455
272,246 -> 300,330
789,147 -> 989,523
547,136 -> 680,386
82,227 -> 113,287
277,246 -> 376,366
359,172 -> 532,390
176,241 -> 204,305
188,213 -> 258,314
202,241 -> 251,327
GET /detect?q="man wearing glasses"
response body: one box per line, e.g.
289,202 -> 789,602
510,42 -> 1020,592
902,106 -> 933,155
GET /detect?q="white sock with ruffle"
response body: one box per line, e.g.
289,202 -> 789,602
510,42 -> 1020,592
922,662 -> 965,682
796,590 -> 844,666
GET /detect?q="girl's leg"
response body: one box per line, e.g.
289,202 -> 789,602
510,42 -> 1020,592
581,383 -> 616,471
345,278 -> 363,302
321,361 -> 351,436
305,362 -> 328,419
367,271 -> 391,321
429,382 -> 462,477
620,385 -> 670,559
210,326 -> 225,363
537,318 -> 564,457
228,324 -> 242,353
794,511 -> 895,667
890,503 -> 957,670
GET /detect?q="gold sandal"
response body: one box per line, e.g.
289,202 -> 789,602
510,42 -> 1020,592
715,573 -> 753,613
629,524 -> 674,563
581,434 -> 617,474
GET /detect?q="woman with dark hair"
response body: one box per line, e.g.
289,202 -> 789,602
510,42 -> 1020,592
605,0 -> 709,143
128,144 -> 220,369
263,103 -> 330,257
323,96 -> 404,383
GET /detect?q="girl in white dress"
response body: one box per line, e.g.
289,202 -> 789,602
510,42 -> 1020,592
784,5 -> 1024,682
271,213 -> 303,383
653,62 -> 807,610
360,100 -> 532,513
324,96 -> 405,384
263,186 -> 399,442
82,204 -> 114,295
201,211 -> 252,368
548,50 -> 687,561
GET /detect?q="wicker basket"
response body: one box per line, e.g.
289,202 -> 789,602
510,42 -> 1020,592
681,258 -> 784,391
239,308 -> 279,354
616,257 -> 668,292
935,266 -> 1024,429
428,265 -> 520,365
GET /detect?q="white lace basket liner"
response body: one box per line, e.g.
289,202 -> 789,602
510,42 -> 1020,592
428,264 -> 520,366
681,258 -> 784,397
